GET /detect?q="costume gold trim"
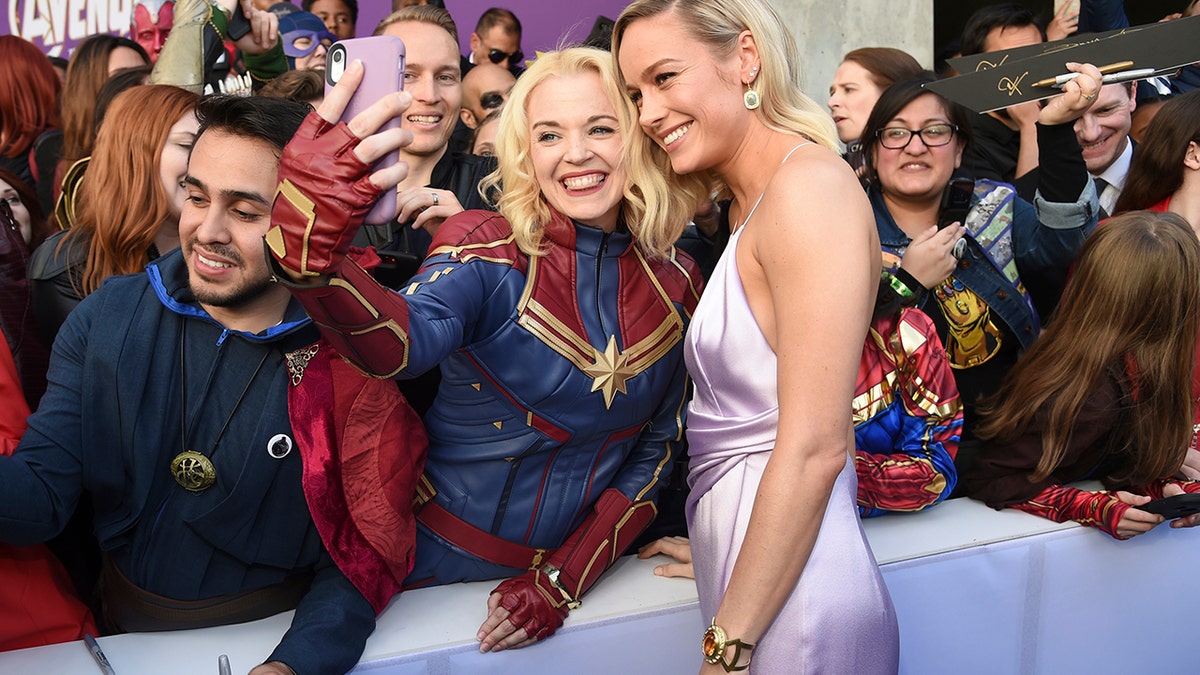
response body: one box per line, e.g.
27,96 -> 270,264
273,180 -> 319,276
285,344 -> 320,387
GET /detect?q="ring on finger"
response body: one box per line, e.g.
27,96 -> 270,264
431,192 -> 439,206
1081,92 -> 1096,100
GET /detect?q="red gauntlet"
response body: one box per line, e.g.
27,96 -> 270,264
271,252 -> 414,378
266,112 -> 381,277
488,489 -> 657,641
1012,484 -> 1130,539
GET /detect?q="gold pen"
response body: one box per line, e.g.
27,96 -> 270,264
1032,60 -> 1135,87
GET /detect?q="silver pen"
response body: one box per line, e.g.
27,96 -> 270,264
1059,68 -> 1158,88
218,654 -> 232,675
83,633 -> 116,675
1031,60 -> 1134,87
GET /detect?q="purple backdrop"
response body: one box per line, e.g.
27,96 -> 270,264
1,1 -> 632,60
357,1 -> 630,59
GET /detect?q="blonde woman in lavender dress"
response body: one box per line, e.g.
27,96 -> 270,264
615,0 -> 899,672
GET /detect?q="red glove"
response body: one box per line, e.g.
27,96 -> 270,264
487,489 -> 657,641
489,574 -> 569,641
266,111 -> 381,277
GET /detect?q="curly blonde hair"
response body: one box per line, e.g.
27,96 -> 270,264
480,47 -> 709,258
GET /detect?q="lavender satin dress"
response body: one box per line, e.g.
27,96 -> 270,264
684,223 -> 900,674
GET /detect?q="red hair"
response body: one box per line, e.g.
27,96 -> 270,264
0,36 -> 61,159
67,85 -> 198,295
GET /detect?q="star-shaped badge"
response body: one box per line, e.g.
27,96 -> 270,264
583,335 -> 636,409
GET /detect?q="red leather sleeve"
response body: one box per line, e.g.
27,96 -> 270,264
1010,484 -> 1130,539
271,253 -> 414,379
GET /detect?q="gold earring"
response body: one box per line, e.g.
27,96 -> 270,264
744,67 -> 761,110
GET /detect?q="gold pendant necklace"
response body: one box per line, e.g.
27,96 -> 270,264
173,321 -> 272,492
170,450 -> 217,492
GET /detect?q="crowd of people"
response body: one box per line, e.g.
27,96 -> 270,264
3,0 -> 1200,672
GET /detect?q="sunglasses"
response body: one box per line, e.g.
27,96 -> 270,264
487,48 -> 523,65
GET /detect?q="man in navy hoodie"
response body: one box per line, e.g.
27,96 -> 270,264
0,95 -> 422,675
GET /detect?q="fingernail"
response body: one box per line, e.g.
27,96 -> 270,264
654,568 -> 663,576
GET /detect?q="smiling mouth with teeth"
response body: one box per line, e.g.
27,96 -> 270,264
664,124 -> 690,145
563,174 -> 606,190
408,115 -> 442,125
198,253 -> 234,269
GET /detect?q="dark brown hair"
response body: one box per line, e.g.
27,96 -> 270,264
842,48 -> 923,92
976,210 -> 1200,486
1114,90 -> 1200,215
59,35 -> 149,170
860,72 -> 974,186
0,166 -> 49,250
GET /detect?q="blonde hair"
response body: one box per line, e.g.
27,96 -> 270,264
481,47 -> 708,258
612,0 -> 838,198
373,5 -> 458,41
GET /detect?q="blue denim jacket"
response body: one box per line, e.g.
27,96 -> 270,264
871,179 -> 1098,349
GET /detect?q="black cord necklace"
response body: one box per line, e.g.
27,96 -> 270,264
171,320 -> 272,492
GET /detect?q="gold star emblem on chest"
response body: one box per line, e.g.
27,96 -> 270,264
583,336 -> 636,408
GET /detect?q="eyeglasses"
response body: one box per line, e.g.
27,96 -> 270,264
876,124 -> 958,150
480,92 -> 505,110
488,48 -> 523,65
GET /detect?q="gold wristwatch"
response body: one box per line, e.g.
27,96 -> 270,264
701,618 -> 754,672
539,563 -> 582,609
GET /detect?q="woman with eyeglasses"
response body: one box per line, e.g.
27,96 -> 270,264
862,70 -> 1100,451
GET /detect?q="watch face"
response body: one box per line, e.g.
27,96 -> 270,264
702,626 -> 724,662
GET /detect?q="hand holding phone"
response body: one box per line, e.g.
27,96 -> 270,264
1135,492 -> 1200,519
326,36 -> 406,224
937,178 -> 975,230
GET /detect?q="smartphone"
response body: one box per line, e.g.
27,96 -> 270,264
1136,492 -> 1200,519
937,178 -> 975,230
326,36 -> 406,225
226,2 -> 251,40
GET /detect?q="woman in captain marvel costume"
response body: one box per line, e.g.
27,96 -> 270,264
265,47 -> 710,653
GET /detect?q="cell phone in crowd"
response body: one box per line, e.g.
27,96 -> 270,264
937,177 -> 975,230
226,1 -> 251,41
326,36 -> 406,225
1136,492 -> 1200,519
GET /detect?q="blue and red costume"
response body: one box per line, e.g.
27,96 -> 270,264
854,308 -> 962,517
266,112 -> 702,640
